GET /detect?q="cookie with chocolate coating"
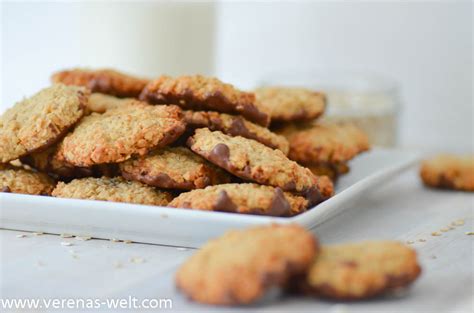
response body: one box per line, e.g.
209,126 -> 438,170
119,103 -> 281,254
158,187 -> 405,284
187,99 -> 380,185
120,147 -> 231,190
294,241 -> 421,300
0,84 -> 88,163
57,102 -> 185,167
52,68 -> 149,98
184,110 -> 289,154
255,87 -> 326,122
277,122 -> 370,164
176,224 -> 318,305
169,183 -> 308,216
420,154 -> 474,191
187,128 -> 333,205
0,164 -> 55,195
52,176 -> 172,205
140,75 -> 270,126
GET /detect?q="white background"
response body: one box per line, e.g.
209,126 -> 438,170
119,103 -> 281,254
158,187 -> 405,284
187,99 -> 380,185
1,1 -> 472,150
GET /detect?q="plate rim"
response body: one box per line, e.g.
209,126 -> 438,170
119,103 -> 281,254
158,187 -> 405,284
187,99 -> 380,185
0,148 -> 421,224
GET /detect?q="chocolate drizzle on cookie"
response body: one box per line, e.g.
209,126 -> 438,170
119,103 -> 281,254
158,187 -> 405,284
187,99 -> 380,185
122,170 -> 194,190
282,180 -> 297,191
242,103 -> 270,128
152,173 -> 187,189
214,190 -> 237,212
438,174 -> 455,189
303,186 -> 324,207
1,186 -> 11,193
208,143 -> 231,168
227,117 -> 279,150
227,117 -> 248,137
185,111 -> 283,151
269,187 -> 291,216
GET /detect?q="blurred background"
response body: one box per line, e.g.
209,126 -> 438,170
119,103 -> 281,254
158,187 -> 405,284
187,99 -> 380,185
1,1 -> 472,150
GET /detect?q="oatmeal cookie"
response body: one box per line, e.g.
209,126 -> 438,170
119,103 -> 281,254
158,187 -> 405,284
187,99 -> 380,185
187,128 -> 333,205
176,224 -> 318,305
21,145 -> 117,180
140,75 -> 270,126
169,183 -> 308,216
58,102 -> 185,166
255,87 -> 326,122
120,147 -> 231,190
277,122 -> 370,164
295,241 -> 421,300
184,110 -> 289,154
0,164 -> 55,195
52,176 -> 172,205
420,154 -> 474,191
0,84 -> 88,163
86,93 -> 132,114
52,68 -> 149,98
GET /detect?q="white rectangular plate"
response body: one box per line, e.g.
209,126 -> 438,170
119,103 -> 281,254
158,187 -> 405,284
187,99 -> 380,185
0,148 -> 420,248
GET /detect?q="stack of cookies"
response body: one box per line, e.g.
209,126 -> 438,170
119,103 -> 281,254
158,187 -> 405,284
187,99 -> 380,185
0,68 -> 368,216
254,87 -> 370,181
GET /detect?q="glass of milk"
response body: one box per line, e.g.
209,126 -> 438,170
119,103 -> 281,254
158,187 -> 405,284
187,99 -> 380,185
79,2 -> 216,78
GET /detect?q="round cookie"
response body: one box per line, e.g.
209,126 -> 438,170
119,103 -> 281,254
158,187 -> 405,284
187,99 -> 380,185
51,68 -> 149,98
277,122 -> 370,164
0,84 -> 88,163
21,145 -> 117,180
120,147 -> 232,190
420,154 -> 474,191
184,110 -> 289,154
176,224 -> 318,305
52,177 -> 172,206
296,241 -> 421,300
86,93 -> 132,114
57,102 -> 185,167
169,183 -> 308,216
187,128 -> 334,206
255,87 -> 326,122
0,164 -> 55,195
140,75 -> 270,126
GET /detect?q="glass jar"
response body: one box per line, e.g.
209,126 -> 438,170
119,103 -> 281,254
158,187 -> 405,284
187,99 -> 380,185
260,70 -> 400,147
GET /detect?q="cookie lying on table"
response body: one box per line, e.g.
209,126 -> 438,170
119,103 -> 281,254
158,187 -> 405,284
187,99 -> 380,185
176,224 -> 318,305
420,154 -> 474,191
292,240 -> 421,300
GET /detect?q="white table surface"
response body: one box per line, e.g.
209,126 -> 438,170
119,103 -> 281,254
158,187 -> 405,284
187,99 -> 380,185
0,170 -> 473,312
